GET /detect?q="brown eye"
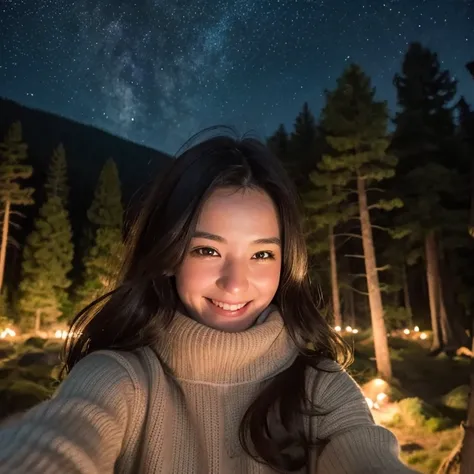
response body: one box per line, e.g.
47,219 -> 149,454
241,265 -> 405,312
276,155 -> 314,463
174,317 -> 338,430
253,251 -> 275,260
193,247 -> 219,257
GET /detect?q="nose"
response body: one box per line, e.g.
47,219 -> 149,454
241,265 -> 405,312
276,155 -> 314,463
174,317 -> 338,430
216,259 -> 249,296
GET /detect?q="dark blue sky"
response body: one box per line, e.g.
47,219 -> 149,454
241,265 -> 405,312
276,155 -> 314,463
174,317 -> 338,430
1,0 -> 473,154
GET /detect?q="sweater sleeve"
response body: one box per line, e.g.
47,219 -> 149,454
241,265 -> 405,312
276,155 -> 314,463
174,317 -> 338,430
0,350 -> 138,474
308,362 -> 419,474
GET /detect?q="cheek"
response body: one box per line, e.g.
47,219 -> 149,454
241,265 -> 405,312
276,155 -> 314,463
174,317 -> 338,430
253,263 -> 281,292
175,259 -> 214,296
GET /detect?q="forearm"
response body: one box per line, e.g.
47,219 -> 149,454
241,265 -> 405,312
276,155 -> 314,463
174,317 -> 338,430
0,351 -> 134,474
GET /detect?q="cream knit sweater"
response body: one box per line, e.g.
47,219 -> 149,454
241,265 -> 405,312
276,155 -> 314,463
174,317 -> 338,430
0,308 -> 417,473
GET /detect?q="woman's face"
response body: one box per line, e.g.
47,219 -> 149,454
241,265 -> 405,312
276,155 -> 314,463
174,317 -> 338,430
175,186 -> 282,332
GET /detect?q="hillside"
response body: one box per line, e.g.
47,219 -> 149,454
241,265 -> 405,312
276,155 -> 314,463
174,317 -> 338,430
0,97 -> 173,285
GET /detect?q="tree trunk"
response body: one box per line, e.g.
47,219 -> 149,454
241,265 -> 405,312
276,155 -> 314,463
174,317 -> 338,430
425,231 -> 442,352
438,276 -> 458,354
35,309 -> 41,335
460,354 -> 474,474
329,226 -> 342,328
402,263 -> 413,327
468,158 -> 474,237
472,318 -> 474,355
345,285 -> 356,328
0,199 -> 11,293
357,176 -> 392,380
460,156 -> 474,471
440,252 -> 470,351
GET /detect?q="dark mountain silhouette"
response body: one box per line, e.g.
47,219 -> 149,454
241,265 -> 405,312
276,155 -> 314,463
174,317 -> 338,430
0,97 -> 173,287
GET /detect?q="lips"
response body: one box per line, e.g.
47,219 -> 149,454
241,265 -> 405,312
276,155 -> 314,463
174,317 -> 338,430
205,298 -> 252,317
210,299 -> 248,311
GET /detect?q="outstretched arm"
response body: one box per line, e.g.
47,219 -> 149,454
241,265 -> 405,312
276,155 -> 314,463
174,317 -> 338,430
308,361 -> 419,474
0,351 -> 137,474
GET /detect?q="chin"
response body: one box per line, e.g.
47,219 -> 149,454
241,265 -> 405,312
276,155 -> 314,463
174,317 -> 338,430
200,313 -> 258,332
198,313 -> 258,332
183,299 -> 268,332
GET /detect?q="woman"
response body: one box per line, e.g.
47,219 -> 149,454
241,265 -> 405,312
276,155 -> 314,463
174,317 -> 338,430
0,127 -> 416,473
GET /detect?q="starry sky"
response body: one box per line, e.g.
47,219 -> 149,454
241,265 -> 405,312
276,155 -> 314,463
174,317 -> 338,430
1,0 -> 473,155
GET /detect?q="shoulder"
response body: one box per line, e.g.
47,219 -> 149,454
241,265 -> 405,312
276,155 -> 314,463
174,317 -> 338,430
305,358 -> 368,410
57,348 -> 157,401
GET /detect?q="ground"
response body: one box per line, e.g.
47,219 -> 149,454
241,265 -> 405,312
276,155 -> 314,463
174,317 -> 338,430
348,332 -> 471,473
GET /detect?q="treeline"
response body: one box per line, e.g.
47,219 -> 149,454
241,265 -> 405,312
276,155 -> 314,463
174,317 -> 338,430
267,42 -> 474,379
0,41 -> 473,382
0,123 -> 124,333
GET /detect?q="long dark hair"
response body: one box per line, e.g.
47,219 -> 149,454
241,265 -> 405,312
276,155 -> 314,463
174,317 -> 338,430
61,125 -> 352,472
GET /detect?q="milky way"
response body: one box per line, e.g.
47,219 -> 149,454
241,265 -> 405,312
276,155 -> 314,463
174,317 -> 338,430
1,0 -> 473,154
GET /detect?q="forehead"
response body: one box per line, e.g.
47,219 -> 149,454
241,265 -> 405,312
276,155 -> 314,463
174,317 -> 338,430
197,187 -> 280,234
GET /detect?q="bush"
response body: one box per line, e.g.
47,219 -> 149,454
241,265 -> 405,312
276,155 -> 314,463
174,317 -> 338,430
43,340 -> 63,353
384,305 -> 412,331
19,363 -> 55,385
0,343 -> 15,361
0,379 -> 52,419
441,385 -> 470,411
23,337 -> 46,349
397,397 -> 453,432
424,416 -> 451,432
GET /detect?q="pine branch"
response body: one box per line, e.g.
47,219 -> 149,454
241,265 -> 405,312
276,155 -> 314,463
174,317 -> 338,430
7,235 -> 20,249
371,224 -> 390,232
336,236 -> 354,249
0,210 -> 27,219
8,221 -> 21,230
367,187 -> 386,193
349,273 -> 367,279
334,232 -> 362,239
344,253 -> 365,259
351,286 -> 369,296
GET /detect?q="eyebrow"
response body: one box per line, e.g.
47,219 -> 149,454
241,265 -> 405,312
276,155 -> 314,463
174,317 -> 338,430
193,231 -> 281,246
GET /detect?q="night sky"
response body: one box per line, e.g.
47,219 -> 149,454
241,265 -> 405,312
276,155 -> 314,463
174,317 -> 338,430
1,1 -> 473,155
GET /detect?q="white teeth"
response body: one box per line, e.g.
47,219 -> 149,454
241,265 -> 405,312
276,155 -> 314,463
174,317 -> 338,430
211,299 -> 247,311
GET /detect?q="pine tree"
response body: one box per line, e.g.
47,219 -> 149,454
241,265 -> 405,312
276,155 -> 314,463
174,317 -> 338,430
304,172 -> 358,327
18,144 -> 74,332
288,102 -> 322,189
320,63 -> 403,380
458,61 -> 474,474
457,98 -> 474,236
392,42 -> 463,354
267,124 -> 290,172
0,122 -> 34,292
46,143 -> 69,204
76,158 -> 124,308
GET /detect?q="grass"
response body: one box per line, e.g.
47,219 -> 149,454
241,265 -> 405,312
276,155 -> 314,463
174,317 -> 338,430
345,333 -> 471,473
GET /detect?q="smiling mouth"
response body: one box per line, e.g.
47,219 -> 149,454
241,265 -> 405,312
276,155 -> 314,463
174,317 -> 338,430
206,298 -> 251,312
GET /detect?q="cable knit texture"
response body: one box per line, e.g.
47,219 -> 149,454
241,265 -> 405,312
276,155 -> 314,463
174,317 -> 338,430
0,306 -> 418,473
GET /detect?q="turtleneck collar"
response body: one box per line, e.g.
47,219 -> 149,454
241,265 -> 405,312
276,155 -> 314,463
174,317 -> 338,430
155,305 -> 298,385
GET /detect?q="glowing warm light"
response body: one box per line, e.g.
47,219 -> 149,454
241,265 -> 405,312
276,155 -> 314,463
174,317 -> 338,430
0,327 -> 16,339
54,330 -> 68,339
376,392 -> 387,402
345,326 -> 353,333
414,326 -> 420,332
352,329 -> 359,334
363,380 -> 398,425
403,328 -> 410,335
334,326 -> 341,332
420,332 -> 427,340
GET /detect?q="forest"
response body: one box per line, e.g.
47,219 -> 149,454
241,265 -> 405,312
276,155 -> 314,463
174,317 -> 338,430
0,41 -> 474,473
